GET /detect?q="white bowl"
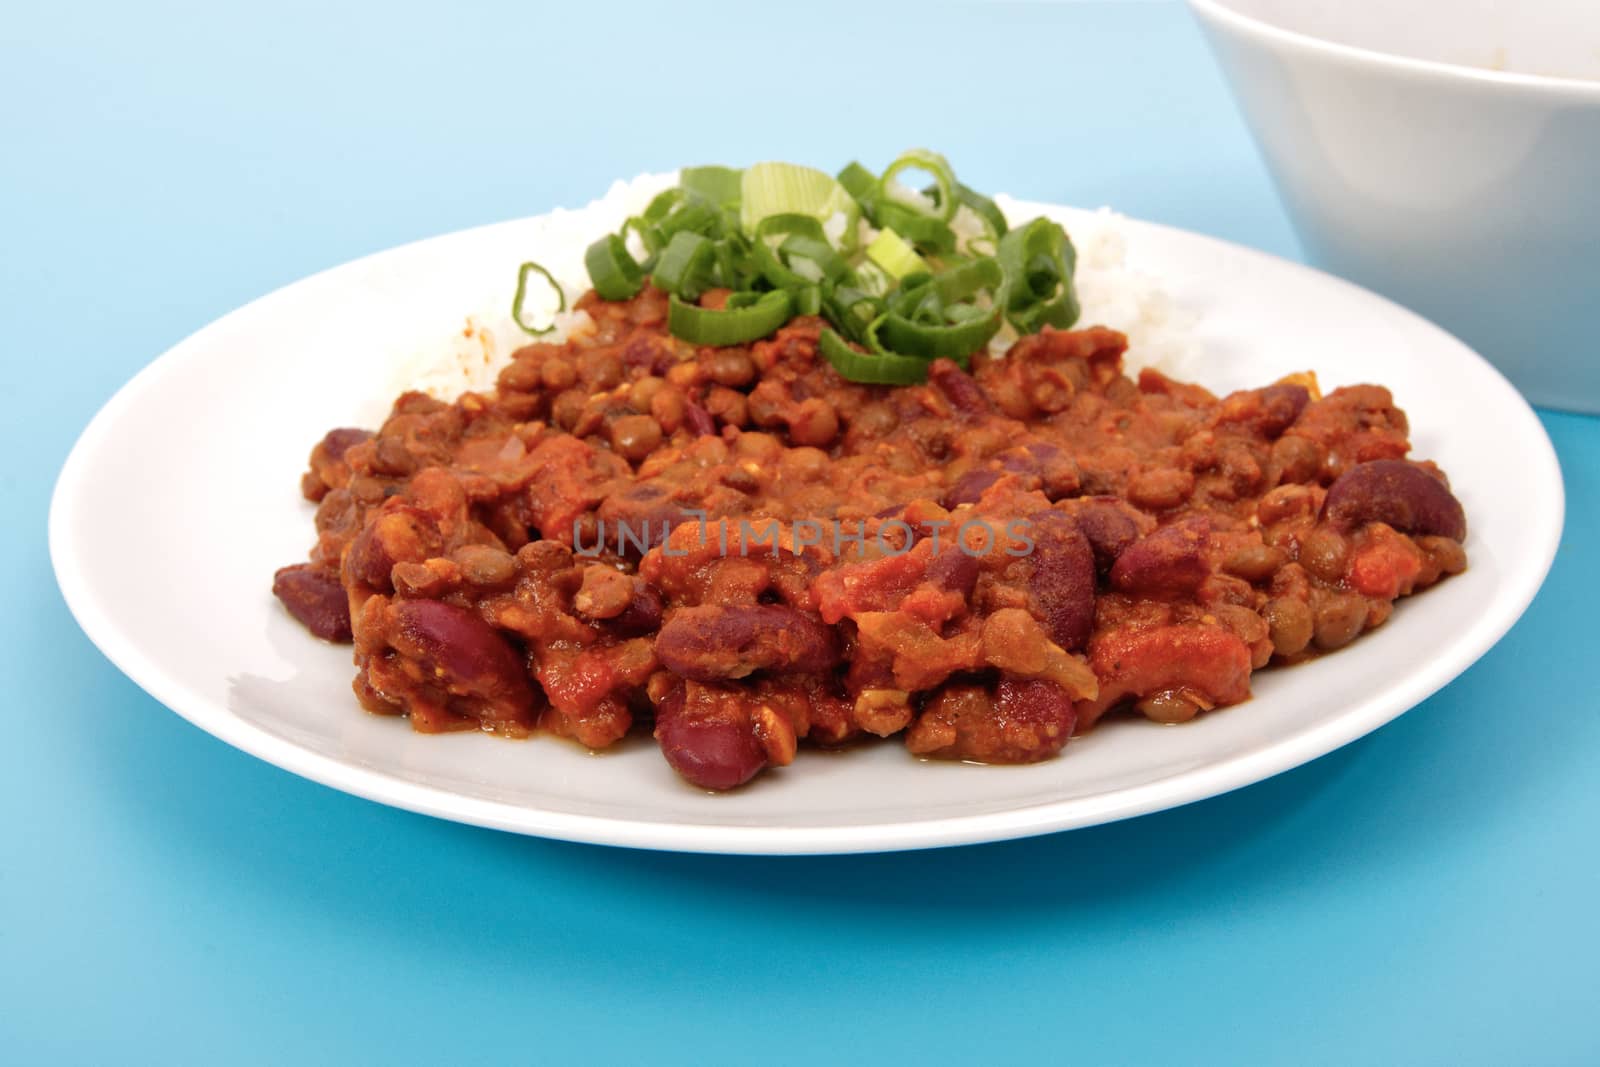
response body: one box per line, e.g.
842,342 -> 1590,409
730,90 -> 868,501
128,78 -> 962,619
1188,0 -> 1600,413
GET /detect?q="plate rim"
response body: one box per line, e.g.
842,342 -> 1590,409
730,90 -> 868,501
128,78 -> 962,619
48,205 -> 1566,855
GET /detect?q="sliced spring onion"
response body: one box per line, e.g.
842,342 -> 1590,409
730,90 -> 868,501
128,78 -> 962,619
536,148 -> 1081,389
905,255 -> 1002,307
668,290 -> 793,346
711,232 -> 759,292
652,231 -> 717,300
836,161 -> 878,202
819,327 -> 936,385
620,214 -> 664,258
878,306 -> 1000,360
750,214 -> 838,289
869,200 -> 957,255
792,284 -> 822,317
754,212 -> 827,242
865,228 -> 927,280
879,149 -> 959,222
642,188 -> 685,222
998,217 -> 1080,333
875,257 -> 1003,359
780,235 -> 847,282
955,182 -> 1008,239
584,234 -> 644,301
739,161 -> 860,246
657,201 -> 721,243
824,284 -> 884,342
680,165 -> 744,208
511,261 -> 565,336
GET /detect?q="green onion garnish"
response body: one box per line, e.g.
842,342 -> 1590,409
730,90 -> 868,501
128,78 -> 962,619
680,165 -> 744,209
667,290 -> 794,347
878,148 -> 959,223
865,228 -> 927,280
955,182 -> 1009,241
517,149 -> 1083,382
585,234 -> 645,301
652,231 -> 718,301
819,327 -> 939,385
739,161 -> 860,250
998,217 -> 1080,333
511,261 -> 565,336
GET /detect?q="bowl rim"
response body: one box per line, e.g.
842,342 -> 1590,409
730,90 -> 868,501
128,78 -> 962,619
1186,0 -> 1600,98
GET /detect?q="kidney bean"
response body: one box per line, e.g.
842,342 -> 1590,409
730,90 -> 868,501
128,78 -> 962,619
653,683 -> 768,791
1000,440 -> 1079,499
1069,498 -> 1144,575
1254,384 -> 1310,436
996,677 -> 1078,752
1323,459 -> 1467,541
926,547 -> 980,599
683,399 -> 717,437
998,441 -> 1045,476
610,584 -> 664,636
385,599 -> 536,723
272,564 -> 353,641
1110,516 -> 1211,598
652,684 -> 790,793
319,427 -> 373,462
597,483 -> 692,547
944,467 -> 1001,507
343,505 -> 442,591
655,605 -> 839,680
928,358 -> 993,416
1028,510 -> 1096,651
622,333 -> 673,374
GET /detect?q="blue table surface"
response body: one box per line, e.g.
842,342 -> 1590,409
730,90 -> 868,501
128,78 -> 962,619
4,2 -> 1597,1063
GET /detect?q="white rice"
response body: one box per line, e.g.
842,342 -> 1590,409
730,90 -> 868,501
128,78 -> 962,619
396,171 -> 1197,403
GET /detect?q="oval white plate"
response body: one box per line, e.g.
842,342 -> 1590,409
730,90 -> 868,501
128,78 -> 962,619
50,186 -> 1563,854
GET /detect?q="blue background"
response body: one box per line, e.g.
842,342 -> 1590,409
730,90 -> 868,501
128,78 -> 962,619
4,2 -> 1596,1063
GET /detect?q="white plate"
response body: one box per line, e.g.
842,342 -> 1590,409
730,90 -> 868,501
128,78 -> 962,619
49,184 -> 1564,854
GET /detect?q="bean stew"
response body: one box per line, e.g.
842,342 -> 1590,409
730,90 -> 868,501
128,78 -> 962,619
274,284 -> 1467,790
